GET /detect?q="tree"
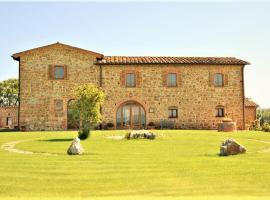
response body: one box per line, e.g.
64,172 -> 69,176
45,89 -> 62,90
257,108 -> 270,125
0,79 -> 19,106
70,84 -> 105,140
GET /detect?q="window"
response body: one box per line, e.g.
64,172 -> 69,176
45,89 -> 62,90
126,73 -> 136,87
216,107 -> 225,117
167,73 -> 177,87
168,107 -> 178,118
55,66 -> 65,79
6,117 -> 12,126
214,73 -> 224,87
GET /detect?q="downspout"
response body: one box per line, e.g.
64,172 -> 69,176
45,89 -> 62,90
99,64 -> 102,87
242,65 -> 246,130
99,64 -> 103,129
18,58 -> 21,130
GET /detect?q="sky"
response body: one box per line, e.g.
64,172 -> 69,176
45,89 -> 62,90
0,1 -> 269,108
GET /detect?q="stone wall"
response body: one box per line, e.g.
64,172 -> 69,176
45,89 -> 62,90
17,44 -> 245,131
245,106 -> 257,125
0,106 -> 18,129
19,44 -> 99,130
101,64 -> 245,130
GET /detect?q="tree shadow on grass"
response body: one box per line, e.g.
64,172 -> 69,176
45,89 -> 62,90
39,138 -> 74,142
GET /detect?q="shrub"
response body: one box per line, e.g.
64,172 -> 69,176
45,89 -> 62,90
148,122 -> 155,126
125,131 -> 156,140
262,122 -> 270,132
78,127 -> 90,140
70,84 -> 105,140
249,120 -> 261,131
107,122 -> 114,128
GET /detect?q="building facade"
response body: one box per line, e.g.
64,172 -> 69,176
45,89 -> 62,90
0,106 -> 18,129
245,98 -> 258,125
12,43 -> 249,131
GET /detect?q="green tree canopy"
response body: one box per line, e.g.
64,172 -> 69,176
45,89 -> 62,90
69,84 -> 105,139
257,108 -> 270,124
0,78 -> 19,106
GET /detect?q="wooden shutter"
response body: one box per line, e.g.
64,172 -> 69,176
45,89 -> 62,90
135,71 -> 142,87
177,71 -> 182,86
48,65 -> 54,80
209,72 -> 214,87
162,71 -> 168,87
64,65 -> 68,80
120,70 -> 126,87
224,73 -> 229,86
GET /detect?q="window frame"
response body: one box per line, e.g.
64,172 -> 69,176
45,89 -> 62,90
125,73 -> 136,88
54,66 -> 65,80
168,108 -> 178,118
167,73 -> 177,87
6,117 -> 12,126
49,65 -> 67,80
214,73 -> 224,87
216,107 -> 225,117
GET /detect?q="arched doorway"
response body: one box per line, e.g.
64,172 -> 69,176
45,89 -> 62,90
67,99 -> 79,130
116,101 -> 146,129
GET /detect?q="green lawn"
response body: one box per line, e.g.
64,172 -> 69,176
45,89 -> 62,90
1,130 -> 270,200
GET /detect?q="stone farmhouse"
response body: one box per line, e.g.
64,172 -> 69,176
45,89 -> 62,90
11,42 -> 250,131
244,98 -> 258,125
0,106 -> 18,129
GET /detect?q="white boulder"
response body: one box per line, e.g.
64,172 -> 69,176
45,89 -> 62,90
67,137 -> 84,155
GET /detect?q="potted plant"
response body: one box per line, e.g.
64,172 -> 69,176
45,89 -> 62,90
107,122 -> 115,130
147,122 -> 155,129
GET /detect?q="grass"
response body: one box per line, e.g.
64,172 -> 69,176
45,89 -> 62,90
1,130 -> 270,200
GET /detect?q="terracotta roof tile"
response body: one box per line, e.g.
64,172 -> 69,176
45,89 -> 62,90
97,56 -> 249,65
245,98 -> 258,107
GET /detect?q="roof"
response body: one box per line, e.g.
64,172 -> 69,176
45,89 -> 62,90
0,105 -> 18,109
12,42 -> 250,65
12,42 -> 104,61
245,98 -> 258,107
97,56 -> 250,65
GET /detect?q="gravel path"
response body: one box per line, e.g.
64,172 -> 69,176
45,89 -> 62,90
1,139 -> 54,155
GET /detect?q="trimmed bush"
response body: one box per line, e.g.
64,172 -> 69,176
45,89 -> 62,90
107,122 -> 114,129
78,128 -> 90,140
262,122 -> 270,132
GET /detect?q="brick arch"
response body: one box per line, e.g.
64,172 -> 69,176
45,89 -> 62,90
114,98 -> 148,114
115,98 -> 148,129
67,98 -> 79,130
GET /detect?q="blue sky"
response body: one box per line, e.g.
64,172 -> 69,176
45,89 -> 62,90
0,1 -> 269,107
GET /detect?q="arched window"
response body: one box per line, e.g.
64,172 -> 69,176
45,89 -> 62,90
67,99 -> 79,130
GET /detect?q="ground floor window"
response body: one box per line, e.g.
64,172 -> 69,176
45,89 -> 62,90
6,117 -> 12,126
216,106 -> 225,117
168,107 -> 178,118
116,101 -> 146,129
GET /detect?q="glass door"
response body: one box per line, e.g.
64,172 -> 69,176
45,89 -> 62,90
122,105 -> 131,128
116,101 -> 146,129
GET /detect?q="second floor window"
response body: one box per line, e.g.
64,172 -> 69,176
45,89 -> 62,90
167,73 -> 177,87
214,73 -> 224,87
55,66 -> 65,79
126,73 -> 136,87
